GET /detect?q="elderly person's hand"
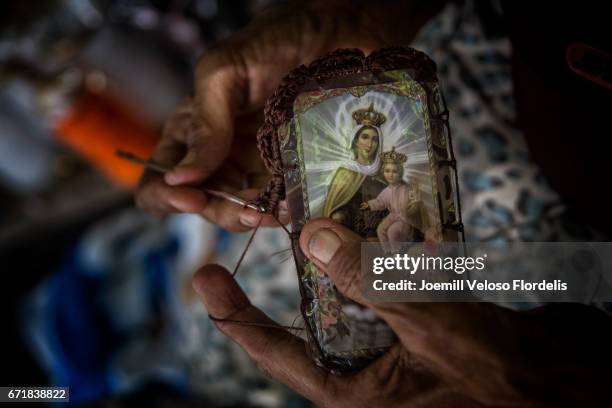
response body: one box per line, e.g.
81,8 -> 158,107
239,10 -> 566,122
192,218 -> 612,407
135,0 -> 440,231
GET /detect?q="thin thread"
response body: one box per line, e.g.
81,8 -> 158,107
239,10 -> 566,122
232,215 -> 264,277
271,212 -> 291,236
269,247 -> 292,257
216,211 -> 304,333
208,314 -> 304,332
232,207 -> 291,278
289,313 -> 304,336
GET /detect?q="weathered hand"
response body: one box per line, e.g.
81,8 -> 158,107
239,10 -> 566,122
135,0 -> 441,231
135,2 -> 382,230
193,218 -> 612,407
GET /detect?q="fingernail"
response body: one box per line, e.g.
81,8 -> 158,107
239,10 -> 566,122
308,229 -> 341,264
240,212 -> 261,227
168,196 -> 190,212
165,171 -> 180,185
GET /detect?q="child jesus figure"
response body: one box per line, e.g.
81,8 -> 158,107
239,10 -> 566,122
360,147 -> 429,251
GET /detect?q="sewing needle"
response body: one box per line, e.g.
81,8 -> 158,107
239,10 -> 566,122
116,150 -> 266,213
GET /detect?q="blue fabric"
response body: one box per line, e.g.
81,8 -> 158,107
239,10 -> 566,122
22,212 -> 188,404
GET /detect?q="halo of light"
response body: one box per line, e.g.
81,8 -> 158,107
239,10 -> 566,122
298,91 -> 434,218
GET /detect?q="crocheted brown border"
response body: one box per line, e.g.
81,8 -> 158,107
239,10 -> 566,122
255,46 -> 438,213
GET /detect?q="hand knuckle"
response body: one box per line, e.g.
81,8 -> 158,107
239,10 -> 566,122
195,45 -> 230,79
134,190 -> 166,218
163,108 -> 195,141
134,192 -> 149,211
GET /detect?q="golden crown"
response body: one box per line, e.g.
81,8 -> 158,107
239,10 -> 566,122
352,103 -> 386,127
381,147 -> 407,165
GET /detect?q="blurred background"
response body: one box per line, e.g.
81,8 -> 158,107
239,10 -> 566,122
1,1 -> 306,407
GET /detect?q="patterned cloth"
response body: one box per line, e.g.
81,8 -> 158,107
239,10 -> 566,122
413,0 -> 603,243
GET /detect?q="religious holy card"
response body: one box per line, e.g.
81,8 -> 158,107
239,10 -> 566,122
256,47 -> 464,373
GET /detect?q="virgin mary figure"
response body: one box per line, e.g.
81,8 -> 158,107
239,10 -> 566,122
323,104 -> 389,238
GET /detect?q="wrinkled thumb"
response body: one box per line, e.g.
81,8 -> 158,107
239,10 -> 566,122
299,218 -> 369,305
